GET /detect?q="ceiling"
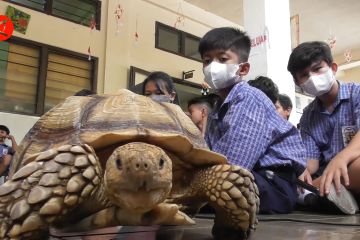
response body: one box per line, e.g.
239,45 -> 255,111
184,0 -> 244,26
184,0 -> 360,57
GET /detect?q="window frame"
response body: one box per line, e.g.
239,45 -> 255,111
155,22 -> 202,63
129,66 -> 201,90
4,0 -> 101,30
1,36 -> 98,116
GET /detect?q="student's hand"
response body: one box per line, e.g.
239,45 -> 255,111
319,156 -> 350,197
298,168 -> 312,193
201,82 -> 210,89
6,135 -> 14,140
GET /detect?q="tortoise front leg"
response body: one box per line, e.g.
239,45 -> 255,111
66,202 -> 195,232
0,144 -> 102,239
192,165 -> 259,240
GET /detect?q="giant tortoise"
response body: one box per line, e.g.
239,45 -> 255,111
0,89 -> 259,239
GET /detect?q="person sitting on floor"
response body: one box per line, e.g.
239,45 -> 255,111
199,27 -> 306,214
0,125 -> 18,181
288,41 -> 360,214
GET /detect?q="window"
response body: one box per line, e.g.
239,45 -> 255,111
0,41 -> 39,114
44,51 -> 94,112
129,66 -> 202,110
0,38 -> 97,115
5,0 -> 101,29
9,0 -> 45,11
155,22 -> 201,62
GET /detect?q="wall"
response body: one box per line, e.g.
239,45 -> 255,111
243,0 -> 299,125
0,0 -> 108,143
0,1 -> 107,91
103,0 -> 239,92
0,0 -> 240,143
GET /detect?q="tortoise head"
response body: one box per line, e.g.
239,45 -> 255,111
104,142 -> 172,212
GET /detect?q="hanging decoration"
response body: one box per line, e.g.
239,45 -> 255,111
87,15 -> 96,61
174,2 -> 185,29
134,14 -> 139,43
326,34 -> 337,49
115,3 -> 124,35
344,49 -> 352,63
87,46 -> 91,61
201,88 -> 209,96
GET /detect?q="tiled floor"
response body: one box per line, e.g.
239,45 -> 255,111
50,213 -> 360,240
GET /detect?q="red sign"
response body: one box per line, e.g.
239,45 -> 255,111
251,34 -> 267,48
0,16 -> 14,41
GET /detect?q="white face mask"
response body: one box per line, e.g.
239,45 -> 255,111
300,68 -> 336,96
149,94 -> 172,103
203,62 -> 241,90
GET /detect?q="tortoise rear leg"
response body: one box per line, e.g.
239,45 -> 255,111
0,144 -> 102,239
192,165 -> 259,240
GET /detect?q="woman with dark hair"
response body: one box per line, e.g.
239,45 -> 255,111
142,71 -> 179,104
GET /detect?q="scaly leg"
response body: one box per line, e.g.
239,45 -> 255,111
0,144 -> 103,239
192,164 -> 260,240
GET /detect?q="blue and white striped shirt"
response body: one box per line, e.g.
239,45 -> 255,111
205,81 -> 306,175
300,82 -> 360,163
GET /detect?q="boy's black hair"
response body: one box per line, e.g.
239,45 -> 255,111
248,76 -> 279,104
0,125 -> 10,135
287,41 -> 333,79
188,94 -> 220,111
278,94 -> 293,110
142,71 -> 175,95
198,27 -> 251,62
74,89 -> 94,96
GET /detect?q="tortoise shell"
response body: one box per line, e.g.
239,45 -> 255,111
11,89 -> 227,174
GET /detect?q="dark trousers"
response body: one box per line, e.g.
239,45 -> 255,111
252,167 -> 297,214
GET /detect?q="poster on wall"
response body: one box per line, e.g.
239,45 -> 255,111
5,5 -> 31,34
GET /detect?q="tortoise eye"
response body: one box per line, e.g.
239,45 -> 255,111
116,159 -> 122,170
159,158 -> 165,169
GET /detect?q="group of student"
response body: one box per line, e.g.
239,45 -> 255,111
140,27 -> 360,215
1,26 -> 359,216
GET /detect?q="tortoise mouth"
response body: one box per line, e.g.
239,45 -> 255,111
117,180 -> 170,192
111,187 -> 171,211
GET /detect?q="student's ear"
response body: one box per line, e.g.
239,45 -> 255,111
286,107 -> 292,116
237,62 -> 250,77
330,62 -> 338,74
201,107 -> 207,117
170,92 -> 176,102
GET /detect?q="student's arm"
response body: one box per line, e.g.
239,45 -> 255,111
7,135 -> 18,152
307,159 -> 319,175
210,97 -> 268,169
298,154 -> 319,187
319,131 -> 360,196
299,119 -> 322,184
319,85 -> 360,195
0,154 -> 12,175
298,168 -> 313,185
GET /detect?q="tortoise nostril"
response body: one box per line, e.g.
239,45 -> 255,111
144,163 -> 148,168
116,159 -> 122,170
136,163 -> 140,169
159,158 -> 165,169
